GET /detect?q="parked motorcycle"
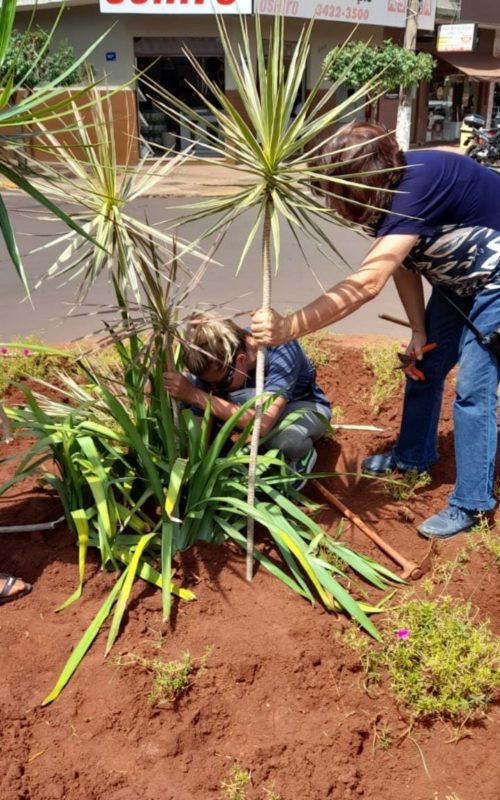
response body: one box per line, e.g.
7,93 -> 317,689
463,113 -> 500,166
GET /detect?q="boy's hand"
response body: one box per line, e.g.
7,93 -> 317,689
163,371 -> 195,403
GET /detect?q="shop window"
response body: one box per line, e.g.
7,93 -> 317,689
136,48 -> 224,157
426,74 -> 469,142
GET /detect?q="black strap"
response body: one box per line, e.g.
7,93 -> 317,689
434,286 -> 487,345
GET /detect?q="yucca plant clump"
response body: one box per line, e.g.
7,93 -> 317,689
4,323 -> 399,704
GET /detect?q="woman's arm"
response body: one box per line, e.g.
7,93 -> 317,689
392,267 -> 428,358
252,233 -> 419,346
392,267 -> 426,333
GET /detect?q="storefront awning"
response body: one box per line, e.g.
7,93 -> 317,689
437,52 -> 500,81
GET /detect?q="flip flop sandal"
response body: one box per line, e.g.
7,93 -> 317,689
0,572 -> 32,605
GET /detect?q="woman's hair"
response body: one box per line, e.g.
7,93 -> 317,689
182,314 -> 247,375
312,121 -> 405,225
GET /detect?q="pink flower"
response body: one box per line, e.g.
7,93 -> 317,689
22,348 -> 30,356
396,628 -> 409,640
0,348 -> 7,355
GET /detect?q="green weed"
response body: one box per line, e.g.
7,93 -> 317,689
382,596 -> 500,721
220,762 -> 251,800
378,468 -> 432,501
437,521 -> 500,577
431,545 -> 470,587
476,525 -> 500,566
344,595 -> 500,723
361,341 -> 405,415
263,784 -> 282,800
372,722 -> 393,752
118,647 -> 211,706
433,794 -> 462,800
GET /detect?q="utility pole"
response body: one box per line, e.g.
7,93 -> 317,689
396,0 -> 420,150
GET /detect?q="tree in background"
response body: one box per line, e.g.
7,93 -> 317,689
324,39 -> 435,147
0,26 -> 87,90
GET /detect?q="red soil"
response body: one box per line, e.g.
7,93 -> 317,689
1,337 -> 499,800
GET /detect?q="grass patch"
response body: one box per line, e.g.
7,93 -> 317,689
344,594 -> 500,723
430,522 -> 500,589
0,337 -> 61,395
117,647 -> 211,706
362,341 -> 404,415
300,333 -> 331,366
219,764 -> 283,800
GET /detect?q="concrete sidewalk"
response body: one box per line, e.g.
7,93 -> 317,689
143,143 -> 464,196
145,157 -> 255,197
0,157 -> 254,198
0,144 -> 464,198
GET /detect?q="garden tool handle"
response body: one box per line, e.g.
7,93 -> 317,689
379,313 -> 412,329
312,481 -> 423,580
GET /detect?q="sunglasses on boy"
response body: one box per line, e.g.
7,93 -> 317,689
203,358 -> 236,394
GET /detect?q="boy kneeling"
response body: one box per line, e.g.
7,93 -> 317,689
163,315 -> 331,489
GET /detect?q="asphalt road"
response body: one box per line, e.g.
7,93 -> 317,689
0,193 -> 411,343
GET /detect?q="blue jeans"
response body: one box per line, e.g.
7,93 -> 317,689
229,388 -> 331,461
392,286 -> 500,512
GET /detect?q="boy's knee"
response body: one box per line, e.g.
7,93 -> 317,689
269,429 -> 312,461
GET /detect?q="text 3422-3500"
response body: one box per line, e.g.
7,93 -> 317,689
315,4 -> 369,19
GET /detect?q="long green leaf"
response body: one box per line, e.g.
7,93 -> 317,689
160,520 -> 173,621
55,509 -> 90,611
0,160 -> 104,254
0,194 -> 28,295
42,569 -> 127,706
105,532 -> 156,655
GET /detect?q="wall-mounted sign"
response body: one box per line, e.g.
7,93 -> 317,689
99,0 -> 251,13
258,0 -> 436,28
105,51 -> 117,61
436,23 -> 478,53
99,0 -> 435,25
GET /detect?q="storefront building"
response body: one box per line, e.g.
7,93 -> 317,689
416,0 -> 500,145
14,0 -> 441,160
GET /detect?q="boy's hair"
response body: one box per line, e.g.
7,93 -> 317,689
182,314 -> 247,375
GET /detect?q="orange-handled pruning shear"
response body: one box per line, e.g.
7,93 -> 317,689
396,342 -> 438,380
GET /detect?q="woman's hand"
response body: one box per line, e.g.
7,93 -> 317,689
251,307 -> 292,346
163,371 -> 195,403
406,330 -> 427,360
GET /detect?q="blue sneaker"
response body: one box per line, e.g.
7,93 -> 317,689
361,451 -> 397,476
417,505 -> 479,539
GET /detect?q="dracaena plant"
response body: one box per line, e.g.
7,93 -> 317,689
0,0 -> 112,294
140,14 -> 384,579
13,86 -> 208,304
0,0 -> 111,442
